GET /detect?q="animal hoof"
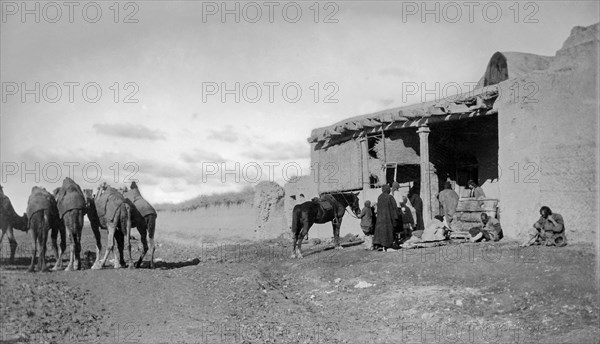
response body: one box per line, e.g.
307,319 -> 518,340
128,264 -> 135,270
149,263 -> 155,269
41,267 -> 50,273
27,266 -> 35,273
91,262 -> 103,270
65,265 -> 73,272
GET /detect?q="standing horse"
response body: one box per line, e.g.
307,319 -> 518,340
291,192 -> 360,258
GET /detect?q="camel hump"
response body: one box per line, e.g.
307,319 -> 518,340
57,178 -> 86,218
124,188 -> 156,217
26,187 -> 54,218
96,187 -> 126,222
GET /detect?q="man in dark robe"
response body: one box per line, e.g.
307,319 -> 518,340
373,184 -> 398,251
399,196 -> 415,240
408,186 -> 424,231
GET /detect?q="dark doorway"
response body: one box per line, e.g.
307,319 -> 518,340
429,114 -> 498,193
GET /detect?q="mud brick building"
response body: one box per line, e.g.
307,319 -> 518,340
285,23 -> 598,243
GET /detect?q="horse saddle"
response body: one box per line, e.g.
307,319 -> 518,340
311,197 -> 335,220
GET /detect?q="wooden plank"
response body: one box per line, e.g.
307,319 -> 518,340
456,199 -> 498,212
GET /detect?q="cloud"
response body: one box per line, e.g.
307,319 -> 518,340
180,149 -> 225,164
377,67 -> 415,79
93,123 -> 166,140
15,147 -> 189,187
207,125 -> 239,143
243,141 -> 310,161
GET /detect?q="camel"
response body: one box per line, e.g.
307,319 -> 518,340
25,186 -> 62,272
89,183 -> 149,269
53,178 -> 86,271
83,188 -> 103,268
124,181 -> 157,268
0,186 -> 28,262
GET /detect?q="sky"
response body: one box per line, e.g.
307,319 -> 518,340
1,0 -> 598,211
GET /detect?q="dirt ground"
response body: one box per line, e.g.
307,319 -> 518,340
1,225 -> 598,344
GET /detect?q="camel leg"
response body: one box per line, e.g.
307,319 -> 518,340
124,205 -> 135,269
28,228 -> 37,273
145,215 -> 155,269
135,222 -> 149,269
73,211 -> 83,270
5,227 -> 18,263
114,230 -> 126,268
65,227 -> 75,271
37,211 -> 50,272
93,222 -> 116,270
0,228 -> 6,260
50,225 -> 64,271
0,227 -> 5,249
91,224 -> 102,267
148,235 -> 155,269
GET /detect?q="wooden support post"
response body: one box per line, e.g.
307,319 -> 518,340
417,125 -> 432,223
360,137 -> 369,190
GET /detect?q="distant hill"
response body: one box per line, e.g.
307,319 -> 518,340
155,186 -> 255,212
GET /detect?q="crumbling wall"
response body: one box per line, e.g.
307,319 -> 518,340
379,131 -> 421,165
254,181 -> 286,240
497,23 -> 598,243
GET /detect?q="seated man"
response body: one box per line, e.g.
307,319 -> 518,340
469,213 -> 503,243
467,180 -> 486,199
521,206 -> 567,247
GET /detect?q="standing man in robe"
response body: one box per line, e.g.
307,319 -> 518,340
373,185 -> 397,251
437,181 -> 459,230
408,186 -> 424,232
391,182 -> 403,238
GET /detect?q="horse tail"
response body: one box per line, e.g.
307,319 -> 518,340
291,205 -> 301,236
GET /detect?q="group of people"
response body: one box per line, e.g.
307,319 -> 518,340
357,182 -> 425,252
355,179 -> 567,251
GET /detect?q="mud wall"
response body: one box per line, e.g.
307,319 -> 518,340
496,24 -> 598,242
157,203 -> 256,244
157,182 -> 287,243
313,139 -> 362,193
254,181 -> 286,240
